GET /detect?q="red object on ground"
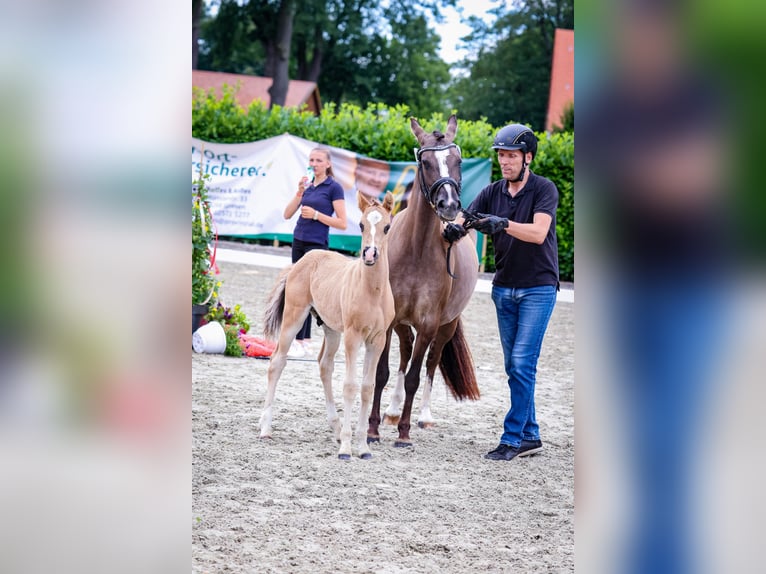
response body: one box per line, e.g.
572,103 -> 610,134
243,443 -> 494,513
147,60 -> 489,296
239,335 -> 277,357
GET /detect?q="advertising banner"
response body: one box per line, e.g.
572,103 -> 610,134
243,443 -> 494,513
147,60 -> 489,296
192,134 -> 492,253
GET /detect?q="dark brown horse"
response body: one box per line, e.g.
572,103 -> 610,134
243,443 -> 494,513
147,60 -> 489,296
367,115 -> 480,448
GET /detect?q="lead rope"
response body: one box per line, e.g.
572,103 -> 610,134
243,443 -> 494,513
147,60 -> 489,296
445,242 -> 457,278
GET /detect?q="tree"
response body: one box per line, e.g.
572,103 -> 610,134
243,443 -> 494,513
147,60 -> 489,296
193,0 -> 204,69
266,0 -> 297,108
196,0 -> 456,113
375,10 -> 452,117
449,0 -> 573,131
197,0 -> 263,75
553,101 -> 574,133
313,4 -> 451,117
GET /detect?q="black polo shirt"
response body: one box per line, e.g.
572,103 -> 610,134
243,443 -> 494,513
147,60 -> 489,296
468,171 -> 559,289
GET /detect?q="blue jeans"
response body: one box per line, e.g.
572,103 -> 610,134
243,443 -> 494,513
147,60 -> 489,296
611,277 -> 726,574
491,285 -> 557,447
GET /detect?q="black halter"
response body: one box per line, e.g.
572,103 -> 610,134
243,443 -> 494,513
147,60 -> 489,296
413,143 -> 462,214
414,143 -> 464,278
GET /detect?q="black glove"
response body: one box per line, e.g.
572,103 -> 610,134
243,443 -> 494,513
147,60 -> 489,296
472,213 -> 509,235
442,223 -> 467,243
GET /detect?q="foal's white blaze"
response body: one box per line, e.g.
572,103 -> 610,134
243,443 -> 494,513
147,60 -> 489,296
364,210 -> 382,263
366,210 -> 382,233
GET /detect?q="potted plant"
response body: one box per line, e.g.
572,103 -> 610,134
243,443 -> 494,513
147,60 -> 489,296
205,302 -> 251,357
192,172 -> 219,332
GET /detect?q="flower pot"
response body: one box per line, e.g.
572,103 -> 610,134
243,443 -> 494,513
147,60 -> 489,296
192,303 -> 209,333
193,321 -> 227,354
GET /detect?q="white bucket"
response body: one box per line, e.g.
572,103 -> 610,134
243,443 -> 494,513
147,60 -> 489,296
193,321 -> 227,354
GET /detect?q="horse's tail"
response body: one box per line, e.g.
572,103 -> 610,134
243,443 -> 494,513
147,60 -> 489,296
438,318 -> 480,401
262,266 -> 291,341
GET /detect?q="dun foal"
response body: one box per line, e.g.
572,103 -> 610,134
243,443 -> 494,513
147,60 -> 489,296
260,191 -> 395,459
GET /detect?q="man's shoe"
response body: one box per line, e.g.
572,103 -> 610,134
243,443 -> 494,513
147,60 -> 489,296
518,439 -> 543,457
484,443 -> 520,461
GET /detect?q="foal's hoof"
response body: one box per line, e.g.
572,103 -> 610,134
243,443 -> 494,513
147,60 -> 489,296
394,440 -> 413,448
417,421 -> 435,429
360,453 -> 372,460
367,436 -> 380,444
338,454 -> 351,461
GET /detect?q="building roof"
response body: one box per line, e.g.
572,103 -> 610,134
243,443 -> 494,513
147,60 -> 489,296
546,29 -> 574,132
192,70 -> 322,114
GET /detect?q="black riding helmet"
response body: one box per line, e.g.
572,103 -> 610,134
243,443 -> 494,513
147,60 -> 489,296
492,124 -> 537,182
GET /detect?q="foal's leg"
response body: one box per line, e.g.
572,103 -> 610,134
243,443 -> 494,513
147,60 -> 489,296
418,318 -> 459,429
318,327 -> 341,440
383,324 -> 414,426
339,330 -> 362,460
368,326 -> 393,443
259,303 -> 311,438
358,333 -> 386,459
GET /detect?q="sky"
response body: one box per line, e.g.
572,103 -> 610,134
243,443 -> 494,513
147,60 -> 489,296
437,0 -> 500,64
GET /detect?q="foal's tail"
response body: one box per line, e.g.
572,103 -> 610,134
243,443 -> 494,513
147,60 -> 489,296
438,318 -> 480,401
262,266 -> 291,341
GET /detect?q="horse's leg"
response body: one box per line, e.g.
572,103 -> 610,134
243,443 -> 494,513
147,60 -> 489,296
318,327 -> 341,441
418,318 -> 460,429
395,328 -> 436,447
358,333 -> 386,459
368,326 -> 393,443
383,324 -> 414,426
259,303 -> 311,438
339,330 -> 362,460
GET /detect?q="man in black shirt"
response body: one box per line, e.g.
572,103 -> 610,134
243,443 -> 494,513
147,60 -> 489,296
444,124 -> 559,461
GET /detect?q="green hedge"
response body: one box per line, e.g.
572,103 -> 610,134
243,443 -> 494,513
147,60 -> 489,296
192,86 -> 574,282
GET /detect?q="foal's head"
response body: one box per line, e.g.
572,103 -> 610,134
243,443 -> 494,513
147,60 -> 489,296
357,191 -> 394,266
410,114 -> 462,221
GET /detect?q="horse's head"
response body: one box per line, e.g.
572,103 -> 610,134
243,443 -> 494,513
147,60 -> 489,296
410,114 -> 462,221
357,191 -> 394,266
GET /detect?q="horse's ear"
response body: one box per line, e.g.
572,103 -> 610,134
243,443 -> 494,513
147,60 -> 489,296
357,190 -> 372,213
382,191 -> 394,214
446,114 -> 458,141
410,117 -> 425,141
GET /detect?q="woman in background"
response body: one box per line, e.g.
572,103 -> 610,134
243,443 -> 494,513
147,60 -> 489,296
282,147 -> 347,357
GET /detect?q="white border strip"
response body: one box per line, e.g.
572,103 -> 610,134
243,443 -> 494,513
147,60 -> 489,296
217,248 -> 574,303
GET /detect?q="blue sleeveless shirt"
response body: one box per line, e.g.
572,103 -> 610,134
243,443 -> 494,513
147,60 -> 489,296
293,176 -> 344,246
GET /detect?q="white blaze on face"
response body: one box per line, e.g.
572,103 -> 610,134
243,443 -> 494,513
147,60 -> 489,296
364,210 -> 382,262
435,148 -> 451,179
434,148 -> 458,203
366,210 -> 382,246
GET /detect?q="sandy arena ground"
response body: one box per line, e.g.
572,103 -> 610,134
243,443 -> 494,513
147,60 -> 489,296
192,246 -> 574,573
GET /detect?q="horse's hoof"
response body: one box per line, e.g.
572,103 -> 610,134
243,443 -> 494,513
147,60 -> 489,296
383,415 -> 400,426
259,435 -> 273,440
338,454 -> 351,461
367,436 -> 380,444
417,421 -> 435,429
394,440 -> 413,448
360,453 -> 372,460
